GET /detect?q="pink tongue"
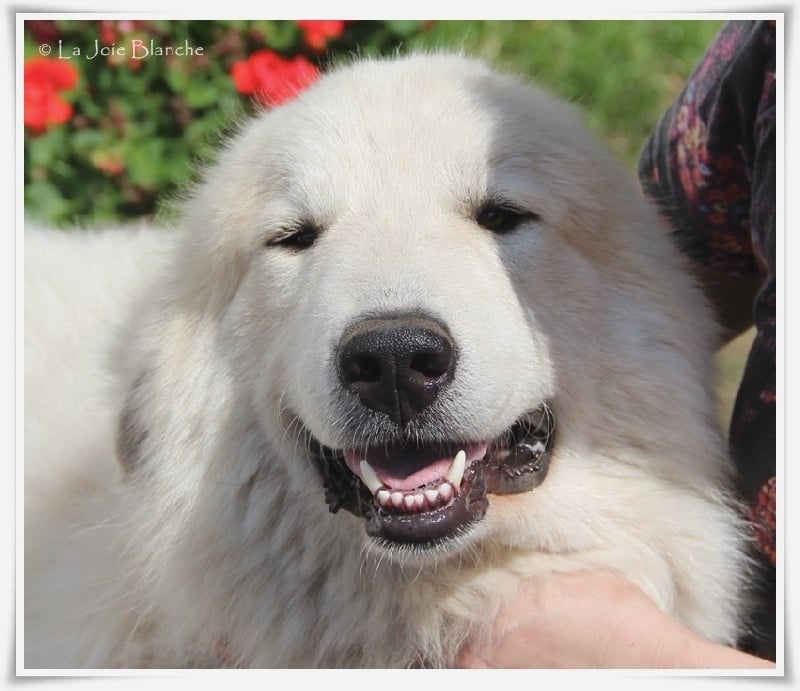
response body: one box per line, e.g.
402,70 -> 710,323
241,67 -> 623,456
343,442 -> 488,491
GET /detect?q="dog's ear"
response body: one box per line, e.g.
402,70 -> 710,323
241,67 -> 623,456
116,370 -> 151,474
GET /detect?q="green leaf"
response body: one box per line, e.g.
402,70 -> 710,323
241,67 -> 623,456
25,128 -> 68,169
164,61 -> 191,93
385,20 -> 425,37
70,128 -> 109,154
25,179 -> 72,224
257,20 -> 301,52
125,138 -> 166,188
184,80 -> 222,108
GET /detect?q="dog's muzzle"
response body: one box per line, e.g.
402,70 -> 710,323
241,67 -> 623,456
307,313 -> 555,549
309,407 -> 554,547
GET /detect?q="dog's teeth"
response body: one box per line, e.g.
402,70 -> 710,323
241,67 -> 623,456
359,451 -> 467,512
359,460 -> 383,494
446,449 -> 466,488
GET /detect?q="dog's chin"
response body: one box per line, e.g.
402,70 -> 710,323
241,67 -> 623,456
306,404 -> 555,559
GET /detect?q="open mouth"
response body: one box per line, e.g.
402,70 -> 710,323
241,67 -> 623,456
309,404 -> 555,548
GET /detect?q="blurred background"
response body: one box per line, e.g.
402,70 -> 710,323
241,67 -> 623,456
22,18 -> 749,433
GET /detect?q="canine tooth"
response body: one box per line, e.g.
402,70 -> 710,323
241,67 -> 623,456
424,489 -> 439,505
376,489 -> 391,506
391,492 -> 404,509
446,449 -> 466,488
439,482 -> 454,502
359,460 -> 383,494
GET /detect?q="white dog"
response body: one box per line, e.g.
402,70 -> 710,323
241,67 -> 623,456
24,53 -> 751,668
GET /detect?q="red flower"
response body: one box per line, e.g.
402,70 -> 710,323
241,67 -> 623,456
98,20 -> 118,45
26,20 -> 61,44
296,20 -> 346,51
98,19 -> 147,46
91,150 -> 126,176
231,50 -> 319,107
24,57 -> 79,134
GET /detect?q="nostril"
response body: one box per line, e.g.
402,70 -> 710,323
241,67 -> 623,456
410,348 -> 452,380
342,354 -> 382,383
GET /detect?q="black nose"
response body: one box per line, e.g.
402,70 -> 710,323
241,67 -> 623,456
337,314 -> 457,427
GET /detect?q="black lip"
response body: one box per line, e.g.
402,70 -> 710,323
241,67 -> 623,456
484,405 -> 554,494
308,403 -> 555,547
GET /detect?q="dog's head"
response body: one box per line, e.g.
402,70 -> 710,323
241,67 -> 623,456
125,54 -> 718,565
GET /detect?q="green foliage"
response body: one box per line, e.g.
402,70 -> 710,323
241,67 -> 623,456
24,19 -> 722,227
23,19 -> 429,226
405,19 -> 722,165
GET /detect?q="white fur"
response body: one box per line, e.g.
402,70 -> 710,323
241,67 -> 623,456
24,53 -> 750,669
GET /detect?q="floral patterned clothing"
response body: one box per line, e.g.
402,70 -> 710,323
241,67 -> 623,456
638,20 -> 776,661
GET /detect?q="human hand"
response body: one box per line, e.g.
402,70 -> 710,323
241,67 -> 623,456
457,569 -> 774,669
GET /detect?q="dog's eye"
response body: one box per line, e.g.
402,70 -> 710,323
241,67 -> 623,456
476,203 -> 539,234
268,223 -> 320,250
